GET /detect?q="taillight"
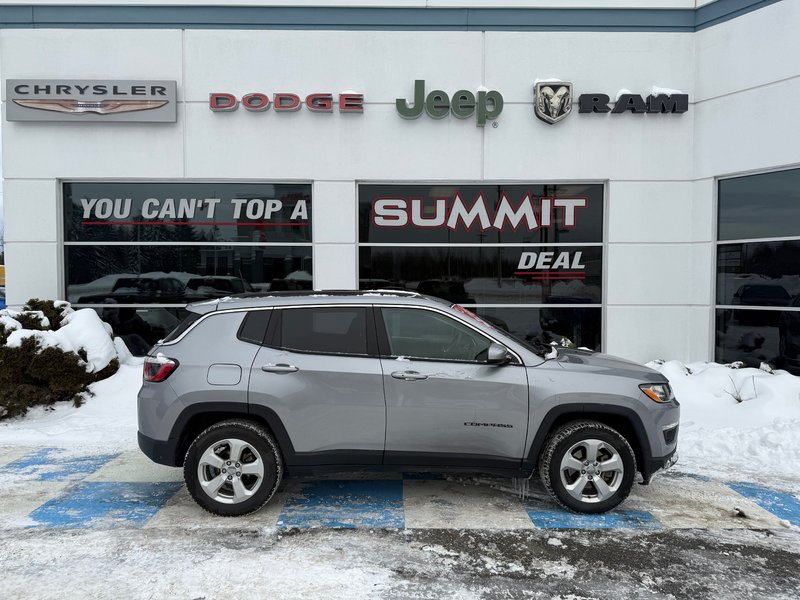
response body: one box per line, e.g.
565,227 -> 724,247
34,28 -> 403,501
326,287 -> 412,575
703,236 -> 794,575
143,355 -> 179,382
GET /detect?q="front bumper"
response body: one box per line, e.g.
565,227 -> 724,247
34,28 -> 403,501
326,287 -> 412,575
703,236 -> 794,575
641,448 -> 678,485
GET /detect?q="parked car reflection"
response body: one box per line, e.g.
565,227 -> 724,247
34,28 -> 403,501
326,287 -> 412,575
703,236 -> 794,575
778,295 -> 800,371
185,276 -> 254,299
77,276 -> 187,304
730,284 -> 792,325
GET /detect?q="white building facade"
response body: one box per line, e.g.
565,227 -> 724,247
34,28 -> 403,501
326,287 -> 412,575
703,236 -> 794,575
2,0 -> 800,369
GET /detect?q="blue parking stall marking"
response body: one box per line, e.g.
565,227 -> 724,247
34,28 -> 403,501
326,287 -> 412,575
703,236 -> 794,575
526,508 -> 662,529
27,481 -> 184,529
728,482 -> 800,527
1,448 -> 120,482
278,480 -> 405,529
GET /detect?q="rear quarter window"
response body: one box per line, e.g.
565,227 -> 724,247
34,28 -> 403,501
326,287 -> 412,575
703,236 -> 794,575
237,310 -> 272,345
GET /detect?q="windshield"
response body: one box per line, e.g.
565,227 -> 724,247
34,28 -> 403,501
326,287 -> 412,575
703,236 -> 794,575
450,304 -> 553,358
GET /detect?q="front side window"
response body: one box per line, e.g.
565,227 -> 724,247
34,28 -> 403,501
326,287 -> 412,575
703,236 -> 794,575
381,307 -> 492,362
280,307 -> 368,356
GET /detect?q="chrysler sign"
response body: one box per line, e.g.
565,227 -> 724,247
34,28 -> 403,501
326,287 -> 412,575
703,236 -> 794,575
6,80 -> 177,122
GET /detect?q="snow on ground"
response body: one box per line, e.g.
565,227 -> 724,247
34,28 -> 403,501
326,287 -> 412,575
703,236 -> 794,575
648,359 -> 800,490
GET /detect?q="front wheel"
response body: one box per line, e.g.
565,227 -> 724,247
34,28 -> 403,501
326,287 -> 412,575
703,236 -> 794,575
540,420 -> 636,513
184,419 -> 283,516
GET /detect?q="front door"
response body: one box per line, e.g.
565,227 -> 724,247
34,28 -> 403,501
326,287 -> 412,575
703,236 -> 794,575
377,306 -> 529,467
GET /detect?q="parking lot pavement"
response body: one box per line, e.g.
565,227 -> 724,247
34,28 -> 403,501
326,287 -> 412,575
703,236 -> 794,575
1,446 -> 798,532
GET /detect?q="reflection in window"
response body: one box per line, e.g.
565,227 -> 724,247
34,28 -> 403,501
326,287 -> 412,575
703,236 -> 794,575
281,308 -> 367,356
716,309 -> 800,375
91,306 -> 188,354
66,246 -> 312,304
473,306 -> 601,351
718,168 -> 800,241
716,170 -> 800,373
716,240 -> 800,305
359,246 -> 602,305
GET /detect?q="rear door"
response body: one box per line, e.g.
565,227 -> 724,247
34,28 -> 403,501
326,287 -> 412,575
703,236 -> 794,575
377,306 -> 529,467
248,305 -> 386,466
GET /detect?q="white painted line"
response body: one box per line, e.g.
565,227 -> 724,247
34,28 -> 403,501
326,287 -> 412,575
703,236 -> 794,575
628,474 -> 785,530
86,450 -> 184,483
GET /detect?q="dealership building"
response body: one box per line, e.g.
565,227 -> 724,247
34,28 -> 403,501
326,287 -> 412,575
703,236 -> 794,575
1,0 -> 800,371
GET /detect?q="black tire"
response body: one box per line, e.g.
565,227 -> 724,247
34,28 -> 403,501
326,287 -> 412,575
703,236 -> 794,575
184,419 -> 283,517
539,420 -> 636,514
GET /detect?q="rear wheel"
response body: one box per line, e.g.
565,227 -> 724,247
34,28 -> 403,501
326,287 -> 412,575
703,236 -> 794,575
540,420 -> 636,513
184,419 -> 283,516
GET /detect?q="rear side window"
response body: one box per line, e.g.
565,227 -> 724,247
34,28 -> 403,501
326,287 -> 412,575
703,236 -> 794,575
161,312 -> 201,343
237,310 -> 272,345
280,307 -> 368,355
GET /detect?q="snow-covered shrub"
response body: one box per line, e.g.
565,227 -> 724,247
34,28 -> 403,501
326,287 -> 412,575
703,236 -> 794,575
0,299 -> 120,420
23,298 -> 73,331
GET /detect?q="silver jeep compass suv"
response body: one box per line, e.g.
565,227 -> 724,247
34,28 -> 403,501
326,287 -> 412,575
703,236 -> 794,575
138,291 -> 679,516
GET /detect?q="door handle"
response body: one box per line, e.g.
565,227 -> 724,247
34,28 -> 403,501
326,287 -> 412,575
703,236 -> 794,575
391,370 -> 428,381
261,363 -> 299,374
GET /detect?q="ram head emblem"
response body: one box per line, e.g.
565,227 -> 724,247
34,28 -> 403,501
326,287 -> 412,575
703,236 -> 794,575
533,82 -> 573,124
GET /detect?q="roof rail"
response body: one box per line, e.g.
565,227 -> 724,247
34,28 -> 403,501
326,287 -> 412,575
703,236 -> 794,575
363,289 -> 422,298
226,288 -> 423,300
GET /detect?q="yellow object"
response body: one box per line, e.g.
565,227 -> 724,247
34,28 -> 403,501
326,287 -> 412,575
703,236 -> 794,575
0,265 -> 5,286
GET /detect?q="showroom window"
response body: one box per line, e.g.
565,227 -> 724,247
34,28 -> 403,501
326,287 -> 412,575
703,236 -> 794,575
63,182 -> 312,353
715,168 -> 800,374
358,184 -> 604,350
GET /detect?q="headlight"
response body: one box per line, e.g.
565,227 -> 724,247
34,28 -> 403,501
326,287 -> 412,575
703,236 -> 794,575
639,383 -> 675,404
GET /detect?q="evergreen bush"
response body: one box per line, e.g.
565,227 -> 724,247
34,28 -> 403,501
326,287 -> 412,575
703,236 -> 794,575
0,300 -> 120,420
24,298 -> 71,331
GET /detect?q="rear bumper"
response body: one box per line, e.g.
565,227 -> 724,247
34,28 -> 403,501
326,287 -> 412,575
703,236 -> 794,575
138,431 -> 181,467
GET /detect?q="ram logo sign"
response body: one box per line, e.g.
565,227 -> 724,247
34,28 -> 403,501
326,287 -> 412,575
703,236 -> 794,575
534,82 -> 573,124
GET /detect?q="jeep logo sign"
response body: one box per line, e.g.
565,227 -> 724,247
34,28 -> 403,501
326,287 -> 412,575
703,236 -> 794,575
396,80 -> 503,127
6,80 -> 177,122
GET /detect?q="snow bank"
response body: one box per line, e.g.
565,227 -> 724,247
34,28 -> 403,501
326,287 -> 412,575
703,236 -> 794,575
0,363 -> 142,451
648,360 -> 800,489
6,308 -> 118,373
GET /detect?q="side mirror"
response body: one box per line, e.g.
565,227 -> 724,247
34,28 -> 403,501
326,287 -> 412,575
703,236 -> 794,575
486,342 -> 512,365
